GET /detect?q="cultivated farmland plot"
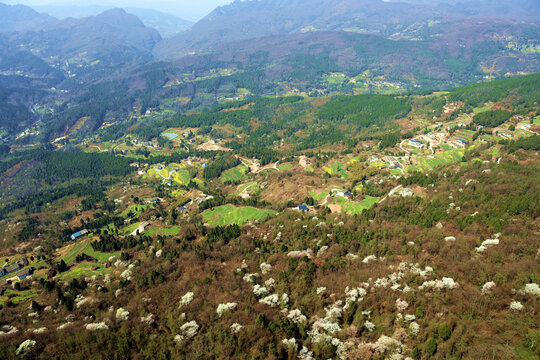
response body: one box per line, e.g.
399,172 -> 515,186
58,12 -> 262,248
202,205 -> 277,226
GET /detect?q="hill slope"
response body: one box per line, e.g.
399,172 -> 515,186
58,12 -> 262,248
0,3 -> 56,33
168,28 -> 540,88
154,0 -> 434,59
124,8 -> 193,38
153,0 -> 540,60
33,5 -> 194,38
0,74 -> 538,360
6,9 -> 161,74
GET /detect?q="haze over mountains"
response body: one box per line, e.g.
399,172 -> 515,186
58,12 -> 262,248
0,0 -> 539,140
2,8 -> 161,75
0,2 -> 54,32
0,2 -> 539,359
154,0 -> 540,59
33,5 -> 194,38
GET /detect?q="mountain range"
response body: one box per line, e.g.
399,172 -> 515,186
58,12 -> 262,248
0,3 -> 193,38
3,8 -> 161,75
33,5 -> 194,38
0,3 -> 55,33
154,0 -> 540,59
0,1 -> 539,359
0,0 -> 539,140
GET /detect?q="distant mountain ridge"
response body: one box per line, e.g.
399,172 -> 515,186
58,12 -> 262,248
168,27 -> 540,87
124,8 -> 193,38
154,0 -> 540,60
0,0 -> 538,140
394,0 -> 540,17
0,3 -> 56,33
33,5 -> 194,38
5,8 -> 161,75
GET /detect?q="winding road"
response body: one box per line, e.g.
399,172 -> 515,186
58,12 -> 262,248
378,185 -> 403,204
238,157 -> 281,174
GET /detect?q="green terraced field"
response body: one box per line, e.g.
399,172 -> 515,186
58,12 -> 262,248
0,289 -> 38,306
146,226 -> 182,236
515,130 -> 530,139
347,157 -> 360,165
278,163 -> 292,171
171,189 -> 185,197
202,205 -> 277,226
60,238 -> 120,266
236,182 -> 259,196
473,102 -> 494,114
324,162 -> 349,178
194,178 -> 205,186
405,165 -> 423,173
221,165 -> 248,183
426,158 -> 443,167
56,262 -> 110,282
121,204 -> 149,218
416,158 -> 432,171
323,73 -> 347,84
122,222 -> 144,236
481,134 -> 497,141
309,190 -> 329,203
411,147 -> 465,172
334,196 -> 379,215
360,196 -> 380,209
456,130 -> 475,141
172,170 -> 191,185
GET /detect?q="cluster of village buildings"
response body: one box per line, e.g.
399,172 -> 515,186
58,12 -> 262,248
0,258 -> 32,288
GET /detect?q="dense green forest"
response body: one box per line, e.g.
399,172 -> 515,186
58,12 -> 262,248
0,150 -> 133,180
0,182 -> 107,218
317,95 -> 411,127
203,155 -> 241,180
448,73 -> 540,112
33,151 -> 134,181
473,110 -> 513,128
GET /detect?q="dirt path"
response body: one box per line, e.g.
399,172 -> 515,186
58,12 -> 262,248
237,183 -> 256,199
91,145 -> 108,153
378,185 -> 403,204
237,156 -> 282,174
238,158 -> 250,168
399,140 -> 410,154
319,188 -> 343,206
253,161 -> 280,174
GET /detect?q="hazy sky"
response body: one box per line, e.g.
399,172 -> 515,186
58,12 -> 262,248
3,0 -> 234,20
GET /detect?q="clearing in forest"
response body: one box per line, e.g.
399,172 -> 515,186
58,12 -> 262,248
323,162 -> 349,178
333,196 -> 379,215
221,165 -> 249,183
202,205 -> 277,226
59,237 -> 120,266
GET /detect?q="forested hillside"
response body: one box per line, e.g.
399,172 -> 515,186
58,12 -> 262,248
0,2 -> 539,359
